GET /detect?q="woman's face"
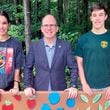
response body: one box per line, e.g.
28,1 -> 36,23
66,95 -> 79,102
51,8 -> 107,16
0,15 -> 9,36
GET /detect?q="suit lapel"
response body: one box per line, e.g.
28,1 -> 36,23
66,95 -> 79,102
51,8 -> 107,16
51,39 -> 61,69
40,39 -> 50,69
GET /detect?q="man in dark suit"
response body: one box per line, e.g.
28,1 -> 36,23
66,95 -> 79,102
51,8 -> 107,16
24,14 -> 78,98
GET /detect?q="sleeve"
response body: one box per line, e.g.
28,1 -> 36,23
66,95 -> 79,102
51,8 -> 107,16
14,41 -> 24,69
66,43 -> 78,88
23,43 -> 35,88
74,38 -> 83,58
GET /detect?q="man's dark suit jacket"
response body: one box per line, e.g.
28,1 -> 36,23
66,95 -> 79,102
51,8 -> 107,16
24,38 -> 78,91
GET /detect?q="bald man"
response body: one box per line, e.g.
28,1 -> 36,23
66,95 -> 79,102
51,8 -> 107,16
24,14 -> 78,98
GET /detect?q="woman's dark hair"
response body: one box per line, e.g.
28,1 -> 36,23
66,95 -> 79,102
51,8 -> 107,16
0,10 -> 10,23
90,3 -> 108,15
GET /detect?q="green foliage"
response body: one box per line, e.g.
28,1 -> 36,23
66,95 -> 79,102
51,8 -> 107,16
0,4 -> 23,23
31,23 -> 41,40
8,25 -> 24,41
64,67 -> 71,88
0,4 -> 12,11
13,5 -> 24,20
58,31 -> 80,49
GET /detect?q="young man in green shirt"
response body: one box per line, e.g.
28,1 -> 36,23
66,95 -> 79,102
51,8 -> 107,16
75,3 -> 110,100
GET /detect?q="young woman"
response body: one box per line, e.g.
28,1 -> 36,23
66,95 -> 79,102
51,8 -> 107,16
0,10 -> 23,95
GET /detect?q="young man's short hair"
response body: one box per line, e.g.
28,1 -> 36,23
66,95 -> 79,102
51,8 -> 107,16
90,3 -> 108,15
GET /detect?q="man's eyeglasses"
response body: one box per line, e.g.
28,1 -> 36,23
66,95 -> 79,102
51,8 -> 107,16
42,24 -> 57,28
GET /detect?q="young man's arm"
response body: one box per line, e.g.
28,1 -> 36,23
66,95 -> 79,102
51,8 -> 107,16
76,56 -> 93,96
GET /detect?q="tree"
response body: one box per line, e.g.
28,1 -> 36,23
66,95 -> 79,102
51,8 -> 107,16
57,0 -> 64,25
82,0 -> 89,32
13,0 -> 22,24
76,0 -> 81,24
47,0 -> 51,13
23,0 -> 31,54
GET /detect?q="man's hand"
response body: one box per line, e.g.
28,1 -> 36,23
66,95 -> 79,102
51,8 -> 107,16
24,87 -> 36,98
64,87 -> 78,98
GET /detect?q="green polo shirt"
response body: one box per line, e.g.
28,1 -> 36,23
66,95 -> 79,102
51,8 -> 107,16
75,30 -> 110,89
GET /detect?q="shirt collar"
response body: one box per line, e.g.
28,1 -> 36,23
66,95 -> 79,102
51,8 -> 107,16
44,38 -> 56,48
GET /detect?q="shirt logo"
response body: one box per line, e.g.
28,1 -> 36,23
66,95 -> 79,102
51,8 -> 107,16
100,41 -> 108,48
0,48 -> 13,75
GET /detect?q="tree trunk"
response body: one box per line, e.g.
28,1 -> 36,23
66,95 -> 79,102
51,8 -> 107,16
63,0 -> 69,23
47,0 -> 51,13
76,0 -> 80,24
57,0 -> 64,25
82,0 -> 88,32
23,0 -> 31,54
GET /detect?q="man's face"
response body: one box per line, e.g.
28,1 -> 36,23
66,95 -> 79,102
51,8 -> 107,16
90,9 -> 108,30
41,15 -> 58,39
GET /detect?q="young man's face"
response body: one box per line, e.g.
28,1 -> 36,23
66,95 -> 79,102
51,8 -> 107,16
90,9 -> 108,30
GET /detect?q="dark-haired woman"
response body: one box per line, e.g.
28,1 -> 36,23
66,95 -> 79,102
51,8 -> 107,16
0,10 -> 23,95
